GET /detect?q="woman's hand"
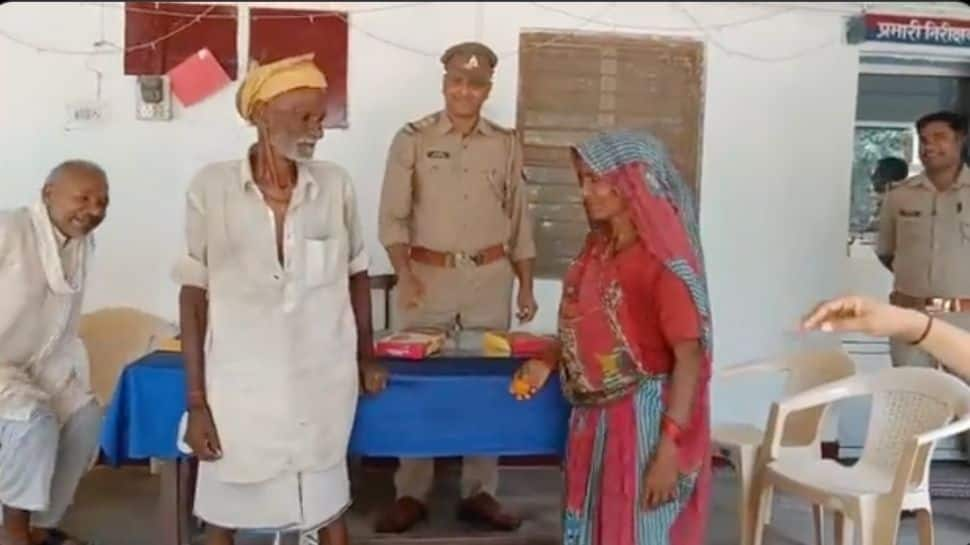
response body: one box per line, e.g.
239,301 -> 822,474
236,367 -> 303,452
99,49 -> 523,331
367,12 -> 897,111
641,437 -> 679,511
509,358 -> 553,400
801,295 -> 929,342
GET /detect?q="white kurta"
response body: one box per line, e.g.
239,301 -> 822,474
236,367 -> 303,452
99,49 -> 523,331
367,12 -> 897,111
0,202 -> 94,426
173,156 -> 368,530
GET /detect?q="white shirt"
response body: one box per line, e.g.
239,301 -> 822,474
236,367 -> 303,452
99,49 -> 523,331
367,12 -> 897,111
0,202 -> 95,424
173,156 -> 369,484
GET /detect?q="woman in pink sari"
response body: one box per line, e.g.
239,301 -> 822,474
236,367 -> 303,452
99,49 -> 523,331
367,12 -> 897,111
513,131 -> 712,545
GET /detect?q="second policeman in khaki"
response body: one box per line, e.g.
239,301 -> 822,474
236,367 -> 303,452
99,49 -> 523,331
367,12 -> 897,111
876,110 -> 970,460
376,41 -> 537,533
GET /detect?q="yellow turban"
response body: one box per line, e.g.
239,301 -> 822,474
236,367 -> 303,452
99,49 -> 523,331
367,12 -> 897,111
236,53 -> 328,123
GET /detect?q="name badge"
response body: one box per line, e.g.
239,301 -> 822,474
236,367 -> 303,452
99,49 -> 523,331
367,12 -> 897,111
427,150 -> 450,159
899,209 -> 922,218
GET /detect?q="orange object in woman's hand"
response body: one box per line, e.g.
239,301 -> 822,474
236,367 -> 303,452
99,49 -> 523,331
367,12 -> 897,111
511,377 -> 531,397
509,359 -> 553,401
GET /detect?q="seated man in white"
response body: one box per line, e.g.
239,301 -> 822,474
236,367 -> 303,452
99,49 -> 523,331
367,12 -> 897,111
0,160 -> 109,545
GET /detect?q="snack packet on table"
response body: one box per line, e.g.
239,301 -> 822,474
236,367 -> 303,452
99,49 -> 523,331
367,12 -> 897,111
482,330 -> 556,358
374,328 -> 448,360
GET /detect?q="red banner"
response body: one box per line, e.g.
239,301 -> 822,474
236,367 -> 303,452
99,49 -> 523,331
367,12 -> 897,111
864,13 -> 970,47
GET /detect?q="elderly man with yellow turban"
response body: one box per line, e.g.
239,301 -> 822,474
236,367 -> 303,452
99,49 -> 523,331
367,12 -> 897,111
173,53 -> 387,545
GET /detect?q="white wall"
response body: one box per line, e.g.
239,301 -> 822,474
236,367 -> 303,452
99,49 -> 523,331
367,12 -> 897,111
2,1 -> 935,425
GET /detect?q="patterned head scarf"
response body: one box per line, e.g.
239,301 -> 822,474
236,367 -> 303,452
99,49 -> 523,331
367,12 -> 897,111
572,130 -> 711,351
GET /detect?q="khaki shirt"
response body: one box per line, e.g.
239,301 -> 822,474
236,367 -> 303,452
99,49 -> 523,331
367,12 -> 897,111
0,203 -> 94,424
877,166 -> 970,298
172,156 -> 367,484
378,111 -> 536,261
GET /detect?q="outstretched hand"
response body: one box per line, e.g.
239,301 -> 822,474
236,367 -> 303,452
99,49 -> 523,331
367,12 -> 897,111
800,295 -> 928,342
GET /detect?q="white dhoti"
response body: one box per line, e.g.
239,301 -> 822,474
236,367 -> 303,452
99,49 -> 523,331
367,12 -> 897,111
194,461 -> 350,532
0,400 -> 102,527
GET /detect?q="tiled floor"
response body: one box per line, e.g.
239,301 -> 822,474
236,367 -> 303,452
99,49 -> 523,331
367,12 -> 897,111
61,462 -> 970,545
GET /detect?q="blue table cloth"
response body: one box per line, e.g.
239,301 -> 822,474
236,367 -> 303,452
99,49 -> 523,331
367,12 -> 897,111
100,352 -> 571,464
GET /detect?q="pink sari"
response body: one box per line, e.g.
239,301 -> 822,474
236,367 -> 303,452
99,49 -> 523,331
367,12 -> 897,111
558,132 -> 712,545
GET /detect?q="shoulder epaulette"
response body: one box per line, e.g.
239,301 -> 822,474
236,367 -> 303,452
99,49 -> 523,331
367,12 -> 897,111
897,175 -> 924,189
402,112 -> 439,135
483,117 -> 514,135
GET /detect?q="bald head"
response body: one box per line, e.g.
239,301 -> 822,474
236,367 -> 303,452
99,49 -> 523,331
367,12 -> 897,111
42,160 -> 109,239
44,160 -> 106,188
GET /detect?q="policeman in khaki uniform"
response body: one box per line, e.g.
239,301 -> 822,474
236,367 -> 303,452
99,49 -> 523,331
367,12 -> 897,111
376,42 -> 537,533
877,110 -> 970,459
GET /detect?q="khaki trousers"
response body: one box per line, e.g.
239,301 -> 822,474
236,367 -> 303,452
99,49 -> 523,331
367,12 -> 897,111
889,311 -> 970,462
394,258 -> 514,500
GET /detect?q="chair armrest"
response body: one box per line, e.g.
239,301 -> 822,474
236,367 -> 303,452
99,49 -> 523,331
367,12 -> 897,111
890,414 -> 970,498
761,374 -> 868,460
774,374 -> 869,415
716,358 -> 785,379
916,414 -> 970,446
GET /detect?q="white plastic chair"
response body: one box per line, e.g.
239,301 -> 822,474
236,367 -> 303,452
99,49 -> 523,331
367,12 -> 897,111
79,306 -> 177,407
751,366 -> 970,545
80,307 -> 177,473
713,349 -> 856,545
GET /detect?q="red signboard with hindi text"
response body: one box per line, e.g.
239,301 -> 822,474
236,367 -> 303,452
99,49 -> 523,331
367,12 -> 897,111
863,13 -> 970,48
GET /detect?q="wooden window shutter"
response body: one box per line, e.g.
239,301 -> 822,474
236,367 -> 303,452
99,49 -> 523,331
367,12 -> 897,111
517,31 -> 705,278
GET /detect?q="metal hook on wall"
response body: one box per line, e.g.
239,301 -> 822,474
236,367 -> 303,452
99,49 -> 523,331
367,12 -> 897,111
84,54 -> 104,101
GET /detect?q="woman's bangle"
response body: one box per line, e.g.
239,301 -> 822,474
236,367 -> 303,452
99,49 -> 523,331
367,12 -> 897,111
536,356 -> 557,371
534,341 -> 559,370
661,414 -> 683,444
910,314 -> 934,346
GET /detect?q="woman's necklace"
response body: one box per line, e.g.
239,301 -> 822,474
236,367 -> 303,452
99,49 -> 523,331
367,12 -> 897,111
610,228 -> 638,256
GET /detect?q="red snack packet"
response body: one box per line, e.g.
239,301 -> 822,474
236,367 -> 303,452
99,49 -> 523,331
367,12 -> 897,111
375,328 -> 447,361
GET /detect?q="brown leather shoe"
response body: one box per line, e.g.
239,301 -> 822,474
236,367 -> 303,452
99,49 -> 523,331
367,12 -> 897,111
375,496 -> 428,533
457,492 -> 522,531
